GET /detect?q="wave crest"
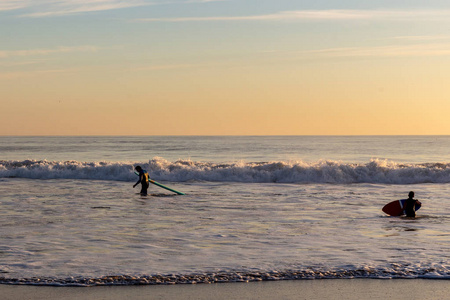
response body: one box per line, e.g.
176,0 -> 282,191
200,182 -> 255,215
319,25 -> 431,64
1,158 -> 450,184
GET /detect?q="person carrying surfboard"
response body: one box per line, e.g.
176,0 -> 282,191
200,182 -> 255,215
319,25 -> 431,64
405,191 -> 421,218
133,166 -> 150,196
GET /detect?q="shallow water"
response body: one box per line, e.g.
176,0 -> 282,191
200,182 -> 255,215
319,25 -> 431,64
1,179 -> 448,282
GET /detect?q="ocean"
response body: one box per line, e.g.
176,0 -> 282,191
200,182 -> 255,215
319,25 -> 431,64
0,136 -> 449,286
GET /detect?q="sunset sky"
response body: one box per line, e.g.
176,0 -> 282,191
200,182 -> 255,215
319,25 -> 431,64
1,0 -> 450,135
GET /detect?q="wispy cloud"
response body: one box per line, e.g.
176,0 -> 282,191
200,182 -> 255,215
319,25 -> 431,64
0,0 -> 27,11
23,0 -> 152,17
0,60 -> 45,67
0,0 -> 153,17
303,43 -> 450,58
0,46 -> 99,58
0,68 -> 79,80
137,9 -> 450,22
391,35 -> 450,41
133,63 -> 198,71
1,0 -> 225,17
184,0 -> 225,2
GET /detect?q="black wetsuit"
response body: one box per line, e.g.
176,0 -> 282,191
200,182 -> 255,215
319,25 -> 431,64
136,170 -> 150,196
404,198 -> 417,217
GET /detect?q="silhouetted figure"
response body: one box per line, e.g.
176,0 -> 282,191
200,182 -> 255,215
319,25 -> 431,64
405,191 -> 421,218
133,166 -> 150,196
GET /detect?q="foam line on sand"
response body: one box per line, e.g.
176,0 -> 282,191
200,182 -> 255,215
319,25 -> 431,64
1,279 -> 449,300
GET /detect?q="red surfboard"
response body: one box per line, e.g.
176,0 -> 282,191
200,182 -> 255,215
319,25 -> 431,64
382,199 -> 421,216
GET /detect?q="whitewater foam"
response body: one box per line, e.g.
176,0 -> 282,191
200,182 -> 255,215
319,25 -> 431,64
2,158 -> 450,184
1,264 -> 449,286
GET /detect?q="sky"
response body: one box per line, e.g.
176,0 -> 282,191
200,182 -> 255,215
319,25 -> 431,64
1,0 -> 450,135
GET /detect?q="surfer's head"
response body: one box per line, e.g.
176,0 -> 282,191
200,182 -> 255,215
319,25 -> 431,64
408,191 -> 414,199
135,166 -> 142,172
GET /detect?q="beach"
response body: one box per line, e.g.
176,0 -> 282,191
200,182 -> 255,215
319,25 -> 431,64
2,279 -> 449,300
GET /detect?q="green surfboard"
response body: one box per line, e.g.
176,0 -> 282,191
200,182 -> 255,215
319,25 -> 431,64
135,171 -> 185,195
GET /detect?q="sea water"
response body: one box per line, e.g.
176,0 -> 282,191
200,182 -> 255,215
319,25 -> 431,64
0,136 -> 449,285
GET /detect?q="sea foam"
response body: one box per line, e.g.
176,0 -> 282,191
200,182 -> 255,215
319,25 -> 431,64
1,263 -> 449,286
2,158 -> 450,184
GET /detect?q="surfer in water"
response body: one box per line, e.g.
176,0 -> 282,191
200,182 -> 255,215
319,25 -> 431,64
405,191 -> 421,218
133,166 -> 150,196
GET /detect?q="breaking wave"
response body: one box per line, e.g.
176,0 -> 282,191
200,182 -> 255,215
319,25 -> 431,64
2,158 -> 450,184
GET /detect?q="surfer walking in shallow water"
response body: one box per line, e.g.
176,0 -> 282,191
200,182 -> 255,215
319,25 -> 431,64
405,191 -> 421,218
133,166 -> 150,196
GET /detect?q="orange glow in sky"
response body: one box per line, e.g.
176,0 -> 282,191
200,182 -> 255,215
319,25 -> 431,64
1,1 -> 450,135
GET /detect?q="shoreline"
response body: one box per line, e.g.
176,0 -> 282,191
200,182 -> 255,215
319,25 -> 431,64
1,279 -> 449,300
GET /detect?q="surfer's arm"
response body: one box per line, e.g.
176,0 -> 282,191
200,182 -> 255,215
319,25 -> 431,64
133,175 -> 142,188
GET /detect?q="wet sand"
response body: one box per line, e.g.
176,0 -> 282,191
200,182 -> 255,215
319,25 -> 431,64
1,279 -> 448,300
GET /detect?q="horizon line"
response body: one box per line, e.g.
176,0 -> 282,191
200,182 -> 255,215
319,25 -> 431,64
1,134 -> 449,137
